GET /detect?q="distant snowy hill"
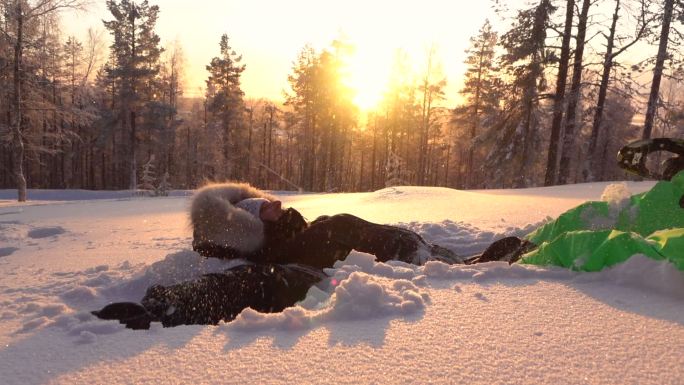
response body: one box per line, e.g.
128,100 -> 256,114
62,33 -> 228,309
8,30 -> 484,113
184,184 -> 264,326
1,181 -> 682,385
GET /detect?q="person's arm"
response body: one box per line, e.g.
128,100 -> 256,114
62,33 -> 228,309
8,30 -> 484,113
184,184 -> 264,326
247,208 -> 308,263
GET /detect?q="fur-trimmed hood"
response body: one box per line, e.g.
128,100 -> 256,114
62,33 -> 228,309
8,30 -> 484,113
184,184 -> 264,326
190,182 -> 277,254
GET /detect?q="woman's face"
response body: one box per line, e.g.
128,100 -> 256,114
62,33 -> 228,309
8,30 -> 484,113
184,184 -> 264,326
260,200 -> 284,222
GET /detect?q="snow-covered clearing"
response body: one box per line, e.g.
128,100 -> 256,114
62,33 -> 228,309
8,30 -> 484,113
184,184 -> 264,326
1,180 -> 683,385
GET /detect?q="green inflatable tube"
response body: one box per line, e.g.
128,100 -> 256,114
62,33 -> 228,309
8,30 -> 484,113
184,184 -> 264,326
519,171 -> 684,271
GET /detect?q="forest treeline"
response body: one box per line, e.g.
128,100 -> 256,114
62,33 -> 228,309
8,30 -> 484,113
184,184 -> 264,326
2,0 -> 684,200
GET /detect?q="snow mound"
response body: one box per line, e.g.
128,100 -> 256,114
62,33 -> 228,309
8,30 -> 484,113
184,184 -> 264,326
331,252 -> 419,280
422,255 -> 684,299
0,221 -> 25,244
389,219 -> 542,258
574,255 -> 684,299
225,270 -> 428,332
220,252 -> 429,333
324,272 -> 428,319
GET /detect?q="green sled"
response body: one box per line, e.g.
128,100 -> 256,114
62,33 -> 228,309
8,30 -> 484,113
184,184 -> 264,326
519,171 -> 684,271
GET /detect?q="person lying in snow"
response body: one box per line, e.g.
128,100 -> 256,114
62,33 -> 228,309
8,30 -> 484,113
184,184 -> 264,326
471,139 -> 684,272
189,183 -> 460,268
94,138 -> 684,329
93,182 -> 462,329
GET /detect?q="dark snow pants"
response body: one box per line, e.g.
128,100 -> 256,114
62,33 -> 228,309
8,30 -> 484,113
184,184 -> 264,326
271,214 -> 427,268
93,263 -> 324,329
194,213 -> 429,269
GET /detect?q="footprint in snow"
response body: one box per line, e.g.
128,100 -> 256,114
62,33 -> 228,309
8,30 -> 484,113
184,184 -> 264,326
0,247 -> 19,257
27,226 -> 66,239
473,292 -> 489,302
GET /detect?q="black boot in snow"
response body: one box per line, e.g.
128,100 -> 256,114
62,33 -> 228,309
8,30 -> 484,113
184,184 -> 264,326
466,236 -> 536,264
422,244 -> 465,265
393,238 -> 464,265
92,302 -> 156,330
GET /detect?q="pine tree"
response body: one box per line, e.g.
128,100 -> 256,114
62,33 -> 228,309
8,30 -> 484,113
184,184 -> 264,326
138,154 -> 156,193
205,33 -> 246,180
155,170 -> 170,196
377,49 -> 417,186
385,151 -> 411,187
485,0 -> 553,188
285,45 -> 318,191
103,0 -> 163,190
416,46 -> 446,186
315,39 -> 357,191
285,41 -> 357,192
458,20 -> 499,188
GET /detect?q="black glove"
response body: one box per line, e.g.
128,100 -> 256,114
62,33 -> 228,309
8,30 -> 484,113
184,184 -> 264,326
265,207 -> 308,241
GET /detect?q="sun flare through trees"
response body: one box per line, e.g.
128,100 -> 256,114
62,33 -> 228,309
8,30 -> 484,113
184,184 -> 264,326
1,0 -> 683,200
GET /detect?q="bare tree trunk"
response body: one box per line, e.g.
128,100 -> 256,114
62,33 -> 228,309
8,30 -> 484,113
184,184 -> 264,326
111,127 -> 117,188
11,2 -> 27,202
370,116 -> 377,189
516,98 -> 535,188
101,151 -> 106,190
130,110 -> 137,190
444,142 -> 451,187
585,0 -> 620,181
544,0 -> 574,186
129,13 -> 138,190
246,108 -> 253,182
558,0 -> 591,185
185,125 -> 192,188
466,47 -> 484,189
643,0 -> 674,139
417,51 -> 434,186
267,106 -> 274,187
89,145 -> 94,189
418,94 -> 428,185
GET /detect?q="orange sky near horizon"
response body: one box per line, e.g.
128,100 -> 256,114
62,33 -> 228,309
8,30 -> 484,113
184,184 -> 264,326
61,0 -> 522,110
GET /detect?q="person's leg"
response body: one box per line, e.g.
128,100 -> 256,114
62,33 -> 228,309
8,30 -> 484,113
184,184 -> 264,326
281,214 -> 444,268
141,263 -> 321,327
93,263 -> 322,328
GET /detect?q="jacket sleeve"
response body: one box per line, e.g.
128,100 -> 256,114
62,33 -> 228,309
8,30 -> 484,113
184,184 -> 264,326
247,208 -> 308,263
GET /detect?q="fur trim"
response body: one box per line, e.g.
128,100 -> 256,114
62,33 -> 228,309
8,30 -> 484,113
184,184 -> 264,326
190,182 -> 276,254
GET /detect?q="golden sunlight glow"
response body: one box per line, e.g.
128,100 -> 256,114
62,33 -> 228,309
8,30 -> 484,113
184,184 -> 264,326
61,0 -> 513,104
346,45 -> 393,111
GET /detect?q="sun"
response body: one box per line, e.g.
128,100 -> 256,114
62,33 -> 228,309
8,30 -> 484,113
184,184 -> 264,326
338,29 -> 436,112
344,44 -> 393,112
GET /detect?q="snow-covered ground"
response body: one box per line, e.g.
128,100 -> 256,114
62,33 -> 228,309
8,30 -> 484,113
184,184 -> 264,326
1,181 -> 683,385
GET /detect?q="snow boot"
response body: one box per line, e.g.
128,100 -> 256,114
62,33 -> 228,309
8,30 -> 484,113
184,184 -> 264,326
466,236 -> 536,264
91,302 -> 157,330
410,243 -> 464,265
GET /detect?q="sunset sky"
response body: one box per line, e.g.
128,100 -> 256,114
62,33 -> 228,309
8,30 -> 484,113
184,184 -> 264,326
61,0 -> 524,110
